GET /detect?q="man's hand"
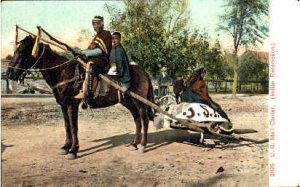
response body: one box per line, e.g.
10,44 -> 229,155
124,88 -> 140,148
72,47 -> 82,56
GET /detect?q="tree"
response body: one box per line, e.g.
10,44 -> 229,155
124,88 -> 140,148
105,0 -> 200,77
218,0 -> 269,98
204,41 -> 232,92
239,50 -> 268,82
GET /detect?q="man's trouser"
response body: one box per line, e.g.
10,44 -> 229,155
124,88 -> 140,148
74,61 -> 94,99
159,85 -> 168,97
83,61 -> 94,97
81,61 -> 110,98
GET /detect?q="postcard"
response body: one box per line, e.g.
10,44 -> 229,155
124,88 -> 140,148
1,0 -> 299,186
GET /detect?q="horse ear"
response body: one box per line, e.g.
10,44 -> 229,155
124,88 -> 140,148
201,68 -> 207,78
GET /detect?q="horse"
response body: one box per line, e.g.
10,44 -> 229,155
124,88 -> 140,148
7,35 -> 155,159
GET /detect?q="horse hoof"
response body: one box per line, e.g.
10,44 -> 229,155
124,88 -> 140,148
66,153 -> 77,160
137,145 -> 146,153
128,144 -> 138,151
58,148 -> 68,155
58,149 -> 68,155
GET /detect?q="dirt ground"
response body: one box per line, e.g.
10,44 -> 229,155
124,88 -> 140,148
1,94 -> 269,187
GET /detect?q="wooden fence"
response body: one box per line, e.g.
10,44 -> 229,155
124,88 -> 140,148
206,79 -> 269,94
1,58 -> 268,95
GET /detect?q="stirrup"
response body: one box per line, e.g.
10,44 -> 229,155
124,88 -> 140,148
78,100 -> 88,111
74,90 -> 84,99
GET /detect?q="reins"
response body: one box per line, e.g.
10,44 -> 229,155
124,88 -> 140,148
2,56 -> 78,72
7,26 -> 86,90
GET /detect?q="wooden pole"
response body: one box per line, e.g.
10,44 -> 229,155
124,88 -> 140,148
77,59 -> 268,143
14,25 -> 18,52
24,26 -> 267,144
17,26 -> 68,51
27,85 -> 52,94
101,73 -> 205,132
77,58 -> 204,132
32,26 -> 42,57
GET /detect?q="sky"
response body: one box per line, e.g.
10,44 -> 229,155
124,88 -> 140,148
1,0 -> 268,57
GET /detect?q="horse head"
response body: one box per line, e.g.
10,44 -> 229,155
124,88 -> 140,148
187,67 -> 207,86
7,35 -> 37,81
194,66 -> 207,79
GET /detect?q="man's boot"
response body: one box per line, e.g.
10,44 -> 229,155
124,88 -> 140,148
74,62 -> 93,99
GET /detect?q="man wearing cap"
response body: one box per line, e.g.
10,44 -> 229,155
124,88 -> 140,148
109,32 -> 131,91
74,16 -> 112,99
157,67 -> 174,97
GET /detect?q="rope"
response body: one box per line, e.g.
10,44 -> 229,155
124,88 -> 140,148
28,44 -> 46,70
10,26 -> 83,72
2,56 -> 78,72
51,75 -> 80,89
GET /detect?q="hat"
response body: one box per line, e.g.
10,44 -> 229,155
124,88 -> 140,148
92,16 -> 103,22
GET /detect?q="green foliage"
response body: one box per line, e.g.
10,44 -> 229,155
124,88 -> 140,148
219,0 -> 269,50
203,41 -> 232,80
163,30 -> 212,79
239,51 -> 268,82
218,0 -> 269,96
223,51 -> 235,78
104,0 -> 254,84
105,0 -> 210,78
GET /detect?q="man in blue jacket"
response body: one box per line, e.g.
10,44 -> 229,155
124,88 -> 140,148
109,32 -> 131,90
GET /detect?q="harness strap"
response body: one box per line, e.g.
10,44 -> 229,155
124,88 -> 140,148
118,90 -> 122,103
29,44 -> 46,70
51,75 -> 80,90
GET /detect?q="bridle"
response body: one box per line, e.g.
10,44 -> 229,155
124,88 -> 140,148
6,26 -> 84,90
5,43 -> 80,89
18,43 -> 46,81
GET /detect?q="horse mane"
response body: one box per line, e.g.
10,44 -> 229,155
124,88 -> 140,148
186,67 -> 206,87
187,70 -> 202,87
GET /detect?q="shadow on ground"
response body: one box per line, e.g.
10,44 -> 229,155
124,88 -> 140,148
78,129 -> 255,158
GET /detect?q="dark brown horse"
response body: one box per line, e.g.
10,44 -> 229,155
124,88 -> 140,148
7,35 -> 154,159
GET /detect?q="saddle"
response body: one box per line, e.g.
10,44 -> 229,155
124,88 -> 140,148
92,63 -> 121,98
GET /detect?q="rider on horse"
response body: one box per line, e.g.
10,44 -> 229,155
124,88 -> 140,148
74,16 -> 112,99
109,32 -> 131,91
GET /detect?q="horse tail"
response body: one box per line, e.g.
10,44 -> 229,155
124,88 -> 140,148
147,76 -> 156,121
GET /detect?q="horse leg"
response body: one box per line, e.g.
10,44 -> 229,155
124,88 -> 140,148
58,105 -> 72,155
131,116 -> 142,150
139,107 -> 149,153
65,105 -> 79,160
124,102 -> 142,150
